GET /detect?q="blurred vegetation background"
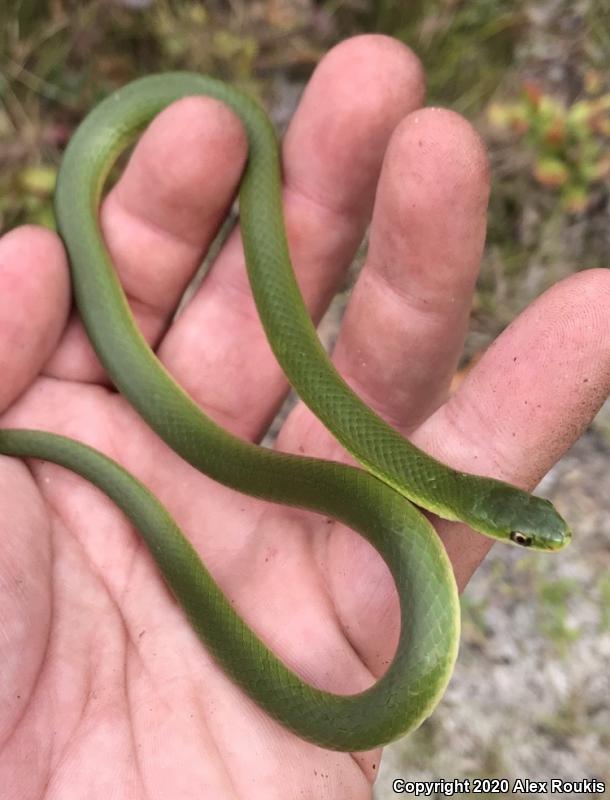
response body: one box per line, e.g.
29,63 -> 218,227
2,0 -> 610,345
1,1 -> 609,796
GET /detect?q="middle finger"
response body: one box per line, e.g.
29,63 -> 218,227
156,35 -> 426,441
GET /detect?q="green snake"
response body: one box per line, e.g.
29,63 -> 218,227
0,74 -> 572,752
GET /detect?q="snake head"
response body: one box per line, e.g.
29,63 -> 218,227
473,481 -> 572,552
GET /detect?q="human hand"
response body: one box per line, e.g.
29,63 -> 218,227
1,35 -> 610,800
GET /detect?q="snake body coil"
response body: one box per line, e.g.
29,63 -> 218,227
0,75 -> 571,751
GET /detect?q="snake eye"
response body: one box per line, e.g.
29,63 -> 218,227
510,531 -> 533,547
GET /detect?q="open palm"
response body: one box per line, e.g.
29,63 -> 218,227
2,36 -> 610,800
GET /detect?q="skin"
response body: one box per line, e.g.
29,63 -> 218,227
1,34 -> 610,800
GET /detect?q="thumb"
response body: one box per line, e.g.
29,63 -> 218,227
417,268 -> 610,587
